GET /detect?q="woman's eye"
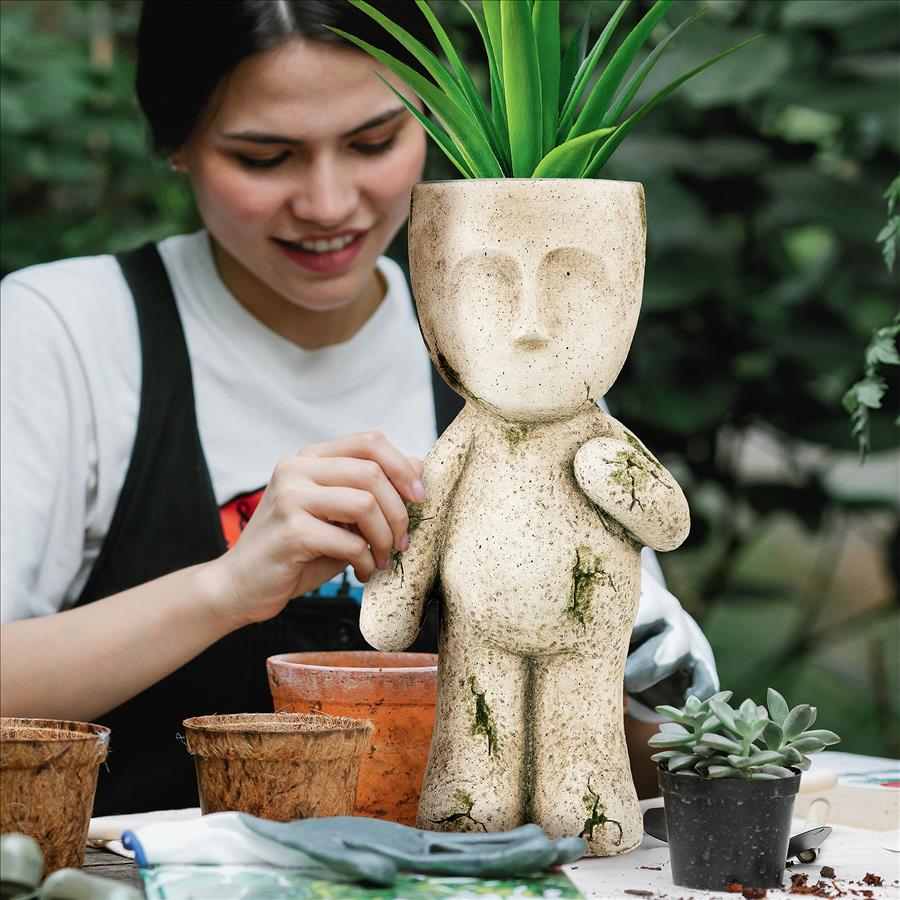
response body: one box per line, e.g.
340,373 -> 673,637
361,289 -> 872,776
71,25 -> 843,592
353,137 -> 397,156
236,152 -> 290,170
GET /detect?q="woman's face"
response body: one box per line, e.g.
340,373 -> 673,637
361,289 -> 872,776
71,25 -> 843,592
176,39 -> 426,317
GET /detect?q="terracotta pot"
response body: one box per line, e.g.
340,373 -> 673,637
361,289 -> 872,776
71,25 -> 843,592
0,718 -> 110,875
267,651 -> 438,825
183,712 -> 373,821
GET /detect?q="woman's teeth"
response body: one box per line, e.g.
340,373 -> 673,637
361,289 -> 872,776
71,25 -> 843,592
296,234 -> 357,253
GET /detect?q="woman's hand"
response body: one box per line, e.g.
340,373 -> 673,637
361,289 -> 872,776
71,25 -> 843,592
205,432 -> 425,629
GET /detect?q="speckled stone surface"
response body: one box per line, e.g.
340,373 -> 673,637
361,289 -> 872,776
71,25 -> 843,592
360,179 -> 690,857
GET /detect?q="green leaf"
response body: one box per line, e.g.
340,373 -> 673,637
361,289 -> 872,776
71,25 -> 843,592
459,1 -> 509,164
648,732 -> 694,748
668,753 -> 699,773
786,736 -> 826,754
373,75 -> 473,178
570,0 -> 675,140
710,691 -> 734,705
865,329 -> 900,367
659,722 -> 689,733
532,0 -> 560,156
801,729 -> 841,746
532,127 -> 615,177
739,698 -> 758,720
650,749 -> 679,762
698,732 -> 743,754
413,0 -> 508,172
685,695 -> 703,713
709,698 -> 739,733
763,720 -> 784,751
602,7 -> 708,128
558,0 -> 632,142
783,704 -> 816,741
654,705 -> 696,727
708,765 -> 743,779
582,33 -> 762,176
767,688 -> 790,726
327,27 -> 502,178
749,771 -> 780,780
558,4 -> 593,114
501,0 -> 543,176
752,764 -> 795,778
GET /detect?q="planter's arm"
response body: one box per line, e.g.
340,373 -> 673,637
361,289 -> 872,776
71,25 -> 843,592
360,404 -> 475,651
574,417 -> 689,552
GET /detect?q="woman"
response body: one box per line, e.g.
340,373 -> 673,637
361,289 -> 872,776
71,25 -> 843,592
0,0 -> 716,814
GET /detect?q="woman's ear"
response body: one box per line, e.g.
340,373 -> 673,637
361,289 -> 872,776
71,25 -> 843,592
169,152 -> 187,173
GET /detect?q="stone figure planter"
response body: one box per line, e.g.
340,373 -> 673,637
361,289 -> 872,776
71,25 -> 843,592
267,651 -> 438,825
183,712 -> 373,821
361,179 -> 691,856
0,718 -> 110,875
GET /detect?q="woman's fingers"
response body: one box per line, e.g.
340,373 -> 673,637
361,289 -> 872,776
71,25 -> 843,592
297,513 -> 378,583
297,457 -> 411,550
300,432 -> 425,505
300,484 -> 395,570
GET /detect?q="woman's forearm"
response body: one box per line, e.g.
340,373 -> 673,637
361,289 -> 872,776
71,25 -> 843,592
0,562 -> 236,722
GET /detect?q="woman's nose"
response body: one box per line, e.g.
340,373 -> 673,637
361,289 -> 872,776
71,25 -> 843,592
289,157 -> 359,227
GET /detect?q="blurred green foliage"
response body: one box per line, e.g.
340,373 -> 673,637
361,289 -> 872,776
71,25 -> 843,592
1,0 -> 897,756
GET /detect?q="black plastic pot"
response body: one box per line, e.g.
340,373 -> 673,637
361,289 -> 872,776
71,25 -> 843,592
658,767 -> 800,890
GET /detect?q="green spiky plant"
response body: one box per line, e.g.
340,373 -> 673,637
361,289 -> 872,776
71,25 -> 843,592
331,0 -> 760,179
649,689 -> 840,780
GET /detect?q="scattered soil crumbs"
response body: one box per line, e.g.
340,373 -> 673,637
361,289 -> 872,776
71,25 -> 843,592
862,874 -> 883,887
640,865 -> 663,870
725,885 -> 743,894
742,890 -> 767,899
624,891 -> 654,897
820,867 -> 836,880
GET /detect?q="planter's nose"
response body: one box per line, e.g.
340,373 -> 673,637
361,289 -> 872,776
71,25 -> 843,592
512,284 -> 550,348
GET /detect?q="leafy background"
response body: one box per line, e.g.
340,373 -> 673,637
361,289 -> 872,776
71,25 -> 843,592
1,0 -> 897,756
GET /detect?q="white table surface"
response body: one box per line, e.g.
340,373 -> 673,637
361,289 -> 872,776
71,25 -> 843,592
563,799 -> 900,899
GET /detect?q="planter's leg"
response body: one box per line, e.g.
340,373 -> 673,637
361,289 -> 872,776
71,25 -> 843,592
530,652 -> 642,856
417,629 -> 527,834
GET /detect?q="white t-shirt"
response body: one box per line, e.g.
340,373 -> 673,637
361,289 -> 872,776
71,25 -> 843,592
0,230 -> 437,622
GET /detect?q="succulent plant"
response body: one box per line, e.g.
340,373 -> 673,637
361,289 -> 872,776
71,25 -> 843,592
649,689 -> 840,780
332,0 -> 760,179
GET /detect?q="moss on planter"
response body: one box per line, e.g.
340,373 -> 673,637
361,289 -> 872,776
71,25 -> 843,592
504,424 -> 532,452
581,776 -> 623,846
429,788 -> 486,832
569,547 -> 617,628
467,675 -> 499,756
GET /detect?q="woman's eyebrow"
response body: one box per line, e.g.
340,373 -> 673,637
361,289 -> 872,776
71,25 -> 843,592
222,107 -> 407,144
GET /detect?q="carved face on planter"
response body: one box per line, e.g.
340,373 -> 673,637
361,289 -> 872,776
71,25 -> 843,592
410,179 -> 646,422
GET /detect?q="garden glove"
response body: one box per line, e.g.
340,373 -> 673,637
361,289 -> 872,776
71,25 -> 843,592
625,548 -> 719,714
123,813 -> 584,887
241,816 -> 585,886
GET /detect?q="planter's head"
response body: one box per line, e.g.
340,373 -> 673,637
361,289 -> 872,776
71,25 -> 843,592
409,179 -> 646,423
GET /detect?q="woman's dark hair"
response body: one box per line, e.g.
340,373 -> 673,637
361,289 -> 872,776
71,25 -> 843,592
136,0 -> 436,155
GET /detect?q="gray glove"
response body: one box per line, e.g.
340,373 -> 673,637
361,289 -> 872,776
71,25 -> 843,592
625,548 -> 719,711
240,816 -> 585,886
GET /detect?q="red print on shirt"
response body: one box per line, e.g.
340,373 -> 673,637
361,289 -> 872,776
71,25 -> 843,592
220,487 -> 265,549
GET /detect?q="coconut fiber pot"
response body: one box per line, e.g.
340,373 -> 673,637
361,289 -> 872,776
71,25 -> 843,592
659,767 -> 801,890
183,712 -> 373,821
268,651 -> 437,825
0,718 -> 110,875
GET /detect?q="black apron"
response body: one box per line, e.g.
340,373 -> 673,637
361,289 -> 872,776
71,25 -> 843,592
74,244 -> 463,815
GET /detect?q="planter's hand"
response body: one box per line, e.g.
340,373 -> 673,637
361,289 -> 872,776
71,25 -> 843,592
574,428 -> 690,552
625,552 -> 718,710
240,816 -> 584,886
